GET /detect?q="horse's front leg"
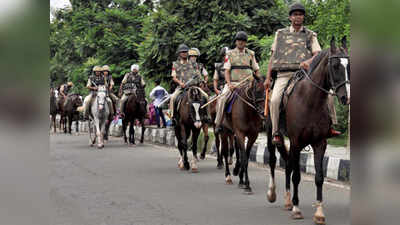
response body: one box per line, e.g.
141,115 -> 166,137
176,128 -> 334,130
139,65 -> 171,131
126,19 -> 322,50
266,121 -> 277,203
190,128 -> 200,173
129,122 -> 135,145
242,134 -> 257,195
69,115 -> 73,134
200,125 -> 208,160
174,125 -> 184,170
180,127 -> 190,170
215,132 -> 223,169
140,119 -> 145,144
95,119 -> 103,149
221,133 -> 232,184
311,140 -> 327,224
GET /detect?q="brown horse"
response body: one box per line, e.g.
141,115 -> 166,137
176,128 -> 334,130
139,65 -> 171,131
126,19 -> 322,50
265,36 -> 350,224
219,77 -> 266,190
174,86 -> 207,172
122,88 -> 147,145
50,88 -> 58,132
61,94 -> 82,134
198,81 -> 212,160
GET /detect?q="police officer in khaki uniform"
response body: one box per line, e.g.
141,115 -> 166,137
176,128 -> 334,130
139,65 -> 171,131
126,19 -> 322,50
82,65 -> 107,118
169,44 -> 207,122
118,64 -> 146,118
188,47 -> 208,83
60,81 -> 74,108
214,31 -> 260,133
102,65 -> 118,116
265,2 -> 340,146
213,47 -> 229,95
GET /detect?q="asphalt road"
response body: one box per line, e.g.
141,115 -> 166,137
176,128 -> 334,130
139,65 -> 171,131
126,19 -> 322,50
50,133 -> 350,225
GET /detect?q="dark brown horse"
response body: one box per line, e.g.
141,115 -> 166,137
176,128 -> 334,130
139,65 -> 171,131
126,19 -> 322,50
50,88 -> 58,132
265,36 -> 350,224
198,81 -> 211,160
220,77 -> 266,190
174,86 -> 207,172
122,88 -> 147,145
61,94 -> 82,134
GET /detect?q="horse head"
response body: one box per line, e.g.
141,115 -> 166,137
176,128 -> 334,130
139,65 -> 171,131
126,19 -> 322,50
96,86 -> 107,113
328,36 -> 350,105
71,94 -> 83,109
187,87 -> 203,129
248,76 -> 266,115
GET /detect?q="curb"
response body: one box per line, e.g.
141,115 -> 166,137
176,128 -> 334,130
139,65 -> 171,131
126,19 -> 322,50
132,126 -> 350,182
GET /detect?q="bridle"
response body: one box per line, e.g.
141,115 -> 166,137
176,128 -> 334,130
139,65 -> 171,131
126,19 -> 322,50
302,54 -> 350,96
237,79 -> 265,117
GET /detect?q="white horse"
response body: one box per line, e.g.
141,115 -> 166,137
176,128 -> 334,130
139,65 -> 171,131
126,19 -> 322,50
89,85 -> 110,149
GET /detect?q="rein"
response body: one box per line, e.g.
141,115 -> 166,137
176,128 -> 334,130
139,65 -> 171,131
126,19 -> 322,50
302,55 -> 350,96
236,82 -> 265,118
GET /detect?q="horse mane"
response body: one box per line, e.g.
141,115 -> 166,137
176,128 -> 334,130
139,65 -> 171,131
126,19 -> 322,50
308,49 -> 329,76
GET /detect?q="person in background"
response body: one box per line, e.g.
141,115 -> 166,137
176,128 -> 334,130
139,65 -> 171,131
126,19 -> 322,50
149,79 -> 169,128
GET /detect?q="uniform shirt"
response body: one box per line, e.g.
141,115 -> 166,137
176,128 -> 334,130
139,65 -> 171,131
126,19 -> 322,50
271,25 -> 321,54
213,70 -> 219,80
223,47 -> 260,71
149,85 -> 169,107
86,75 -> 104,88
171,59 -> 189,78
121,73 -> 146,87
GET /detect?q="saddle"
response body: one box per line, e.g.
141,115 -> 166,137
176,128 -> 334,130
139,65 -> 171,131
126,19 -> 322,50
277,70 -> 305,136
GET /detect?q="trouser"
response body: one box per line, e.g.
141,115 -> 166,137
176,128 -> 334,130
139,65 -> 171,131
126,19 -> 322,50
119,93 -> 130,113
83,93 -> 114,117
214,82 -> 238,127
155,106 -> 166,127
270,72 -> 338,135
83,93 -> 93,117
169,87 -> 209,118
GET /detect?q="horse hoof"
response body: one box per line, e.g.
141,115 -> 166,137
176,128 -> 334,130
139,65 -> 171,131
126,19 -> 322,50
291,210 -> 304,220
90,144 -> 94,147
267,190 -> 277,203
200,154 -> 205,160
216,164 -> 223,170
313,215 -> 326,225
225,176 -> 233,185
233,167 -> 239,176
238,183 -> 246,189
191,168 -> 198,173
243,188 -> 253,195
228,159 -> 233,165
284,203 -> 293,211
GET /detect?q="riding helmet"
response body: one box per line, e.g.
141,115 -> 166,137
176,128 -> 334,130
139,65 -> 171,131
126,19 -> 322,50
188,47 -> 200,56
102,65 -> 110,72
93,65 -> 102,72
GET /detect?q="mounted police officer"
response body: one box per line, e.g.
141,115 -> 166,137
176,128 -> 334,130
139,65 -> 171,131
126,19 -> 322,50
118,64 -> 146,118
60,81 -> 74,108
188,47 -> 208,83
265,2 -> 340,146
213,47 -> 229,95
101,65 -> 118,116
214,31 -> 261,133
82,65 -> 114,119
169,44 -> 208,123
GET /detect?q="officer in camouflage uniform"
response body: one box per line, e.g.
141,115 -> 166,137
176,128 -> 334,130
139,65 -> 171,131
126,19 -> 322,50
169,44 -> 207,121
213,47 -> 229,95
82,65 -> 114,118
188,47 -> 208,83
118,64 -> 146,118
60,81 -> 74,108
265,2 -> 340,146
102,65 -> 118,116
214,31 -> 260,133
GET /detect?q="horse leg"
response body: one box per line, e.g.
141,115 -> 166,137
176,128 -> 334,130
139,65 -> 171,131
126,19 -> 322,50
68,115 -> 73,134
312,140 -> 327,225
175,125 -> 184,169
215,133 -> 223,169
235,133 -> 246,189
242,135 -> 257,195
233,136 -> 241,176
190,128 -> 200,173
266,124 -> 277,203
122,119 -> 128,144
181,127 -> 190,170
75,119 -> 79,133
95,119 -> 103,149
228,134 -> 234,165
140,119 -> 145,144
52,115 -> 56,133
221,133 -> 232,184
284,144 -> 294,211
290,148 -> 303,219
200,125 -> 208,160
130,122 -> 135,145
104,120 -> 110,141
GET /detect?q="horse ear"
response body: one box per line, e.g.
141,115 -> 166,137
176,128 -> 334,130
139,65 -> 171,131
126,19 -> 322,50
330,36 -> 336,54
341,36 -> 347,50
